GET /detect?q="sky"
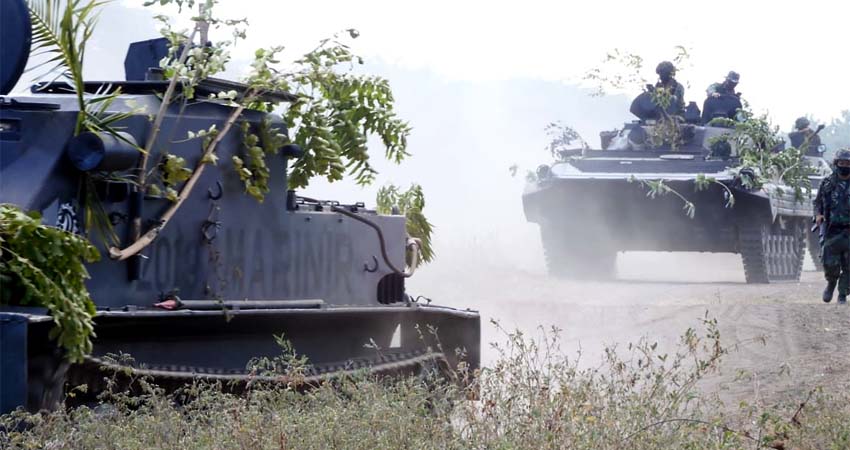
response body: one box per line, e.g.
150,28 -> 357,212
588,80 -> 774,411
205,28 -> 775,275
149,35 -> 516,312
120,0 -> 849,127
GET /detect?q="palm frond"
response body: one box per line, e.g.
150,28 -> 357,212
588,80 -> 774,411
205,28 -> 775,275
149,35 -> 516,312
26,0 -> 78,82
82,176 -> 119,247
27,0 -> 113,135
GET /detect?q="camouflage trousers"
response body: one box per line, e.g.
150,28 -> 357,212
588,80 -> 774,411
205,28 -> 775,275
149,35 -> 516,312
823,228 -> 850,295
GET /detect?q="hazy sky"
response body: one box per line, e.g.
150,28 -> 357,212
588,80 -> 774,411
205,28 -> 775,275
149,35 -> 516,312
125,0 -> 848,127
11,0 -> 846,267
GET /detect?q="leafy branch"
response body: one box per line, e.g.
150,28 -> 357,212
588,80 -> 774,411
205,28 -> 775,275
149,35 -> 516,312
713,110 -> 815,201
111,2 -> 413,259
28,0 -> 145,148
0,204 -> 100,362
233,118 -> 284,202
582,46 -> 692,97
376,184 -> 434,264
284,31 -> 412,188
695,173 -> 735,208
110,94 -> 250,260
626,174 -> 736,220
545,121 -> 586,160
27,0 -> 98,134
628,177 -> 697,218
583,49 -> 647,97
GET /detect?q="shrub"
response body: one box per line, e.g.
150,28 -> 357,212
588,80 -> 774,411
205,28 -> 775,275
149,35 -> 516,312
2,319 -> 849,449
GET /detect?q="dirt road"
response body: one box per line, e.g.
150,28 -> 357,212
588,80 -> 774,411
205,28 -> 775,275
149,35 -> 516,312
409,249 -> 850,404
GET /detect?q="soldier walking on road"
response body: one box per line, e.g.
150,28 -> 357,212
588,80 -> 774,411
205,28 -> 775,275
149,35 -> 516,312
814,148 -> 850,304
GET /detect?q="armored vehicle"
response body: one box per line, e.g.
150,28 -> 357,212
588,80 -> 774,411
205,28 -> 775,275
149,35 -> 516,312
0,0 -> 479,414
523,89 -> 827,283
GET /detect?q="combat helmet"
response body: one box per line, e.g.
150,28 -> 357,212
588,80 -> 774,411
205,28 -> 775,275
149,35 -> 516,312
656,61 -> 676,77
833,148 -> 850,164
725,71 -> 740,83
795,117 -> 810,130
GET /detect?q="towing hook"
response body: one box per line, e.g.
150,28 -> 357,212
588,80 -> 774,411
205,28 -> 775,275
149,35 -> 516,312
201,220 -> 221,243
364,255 -> 379,272
207,180 -> 223,200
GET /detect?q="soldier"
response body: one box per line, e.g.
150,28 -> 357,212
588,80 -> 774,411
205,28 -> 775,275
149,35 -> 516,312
788,117 -> 823,157
654,61 -> 685,116
814,148 -> 850,303
706,71 -> 740,98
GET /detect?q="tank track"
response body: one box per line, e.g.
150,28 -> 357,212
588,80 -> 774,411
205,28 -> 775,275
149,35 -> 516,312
739,220 -> 805,283
67,349 -> 449,401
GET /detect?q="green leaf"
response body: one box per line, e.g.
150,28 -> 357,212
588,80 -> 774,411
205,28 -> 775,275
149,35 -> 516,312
201,152 -> 219,165
0,204 -> 99,362
27,0 -> 106,135
376,184 -> 435,264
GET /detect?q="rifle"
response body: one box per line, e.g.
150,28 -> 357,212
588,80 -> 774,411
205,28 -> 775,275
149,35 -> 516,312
801,124 -> 826,155
811,216 -> 826,249
809,124 -> 831,247
812,174 -> 831,252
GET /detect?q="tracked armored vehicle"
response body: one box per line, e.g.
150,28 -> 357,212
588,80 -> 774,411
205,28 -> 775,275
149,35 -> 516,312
0,0 -> 479,413
523,89 -> 827,283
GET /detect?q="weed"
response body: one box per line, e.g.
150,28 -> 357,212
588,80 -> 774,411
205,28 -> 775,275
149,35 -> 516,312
2,319 -> 848,449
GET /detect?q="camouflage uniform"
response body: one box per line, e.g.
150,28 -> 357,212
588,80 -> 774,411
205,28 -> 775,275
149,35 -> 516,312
654,61 -> 685,116
706,81 -> 736,97
655,79 -> 686,115
706,71 -> 740,98
788,117 -> 823,157
814,172 -> 850,299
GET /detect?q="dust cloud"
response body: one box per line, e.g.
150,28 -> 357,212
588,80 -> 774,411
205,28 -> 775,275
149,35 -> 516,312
57,10 -> 845,400
305,66 -> 846,403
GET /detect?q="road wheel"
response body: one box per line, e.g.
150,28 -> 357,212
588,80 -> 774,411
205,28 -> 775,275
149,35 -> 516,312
739,218 -> 805,283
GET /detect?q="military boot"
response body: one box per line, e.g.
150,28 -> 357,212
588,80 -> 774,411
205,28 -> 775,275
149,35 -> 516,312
823,279 -> 837,303
839,293 -> 847,305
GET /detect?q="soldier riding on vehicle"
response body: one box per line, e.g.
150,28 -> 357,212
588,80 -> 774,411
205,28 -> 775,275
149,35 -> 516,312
654,61 -> 686,116
789,117 -> 824,157
706,71 -> 741,99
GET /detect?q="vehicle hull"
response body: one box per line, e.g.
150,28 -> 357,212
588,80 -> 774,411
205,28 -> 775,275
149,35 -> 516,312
1,304 -> 481,412
523,173 -> 814,283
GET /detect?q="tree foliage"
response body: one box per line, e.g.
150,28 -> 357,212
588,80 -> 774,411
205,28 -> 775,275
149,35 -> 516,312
583,46 -> 691,96
27,0 -> 141,141
715,110 -> 815,200
624,111 -> 813,219
376,184 -> 434,264
545,121 -> 586,160
233,118 -> 282,202
284,35 -> 412,189
0,205 -> 100,362
27,0 -> 98,134
144,2 -> 411,192
108,1 -> 422,258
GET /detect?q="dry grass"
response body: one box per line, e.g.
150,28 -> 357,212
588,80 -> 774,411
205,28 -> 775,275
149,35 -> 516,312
2,319 -> 849,450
